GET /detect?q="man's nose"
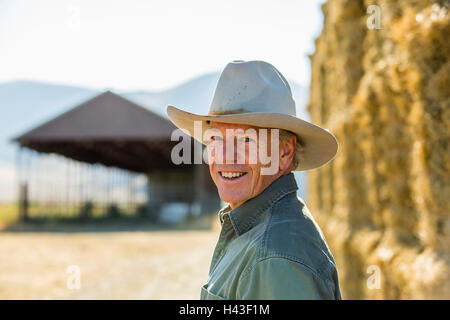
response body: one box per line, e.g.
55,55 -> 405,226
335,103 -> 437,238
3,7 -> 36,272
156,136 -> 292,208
221,138 -> 237,164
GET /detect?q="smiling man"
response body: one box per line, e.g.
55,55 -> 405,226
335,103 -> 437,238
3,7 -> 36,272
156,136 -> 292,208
167,60 -> 342,300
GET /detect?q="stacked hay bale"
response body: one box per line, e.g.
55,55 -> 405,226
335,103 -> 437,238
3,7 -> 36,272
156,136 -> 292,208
308,0 -> 449,299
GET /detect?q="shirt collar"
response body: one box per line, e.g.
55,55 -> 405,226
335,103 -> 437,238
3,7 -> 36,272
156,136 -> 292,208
219,173 -> 298,236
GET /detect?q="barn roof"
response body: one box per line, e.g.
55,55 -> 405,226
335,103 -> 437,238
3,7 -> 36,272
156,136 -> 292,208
14,91 -> 175,141
13,91 -> 192,173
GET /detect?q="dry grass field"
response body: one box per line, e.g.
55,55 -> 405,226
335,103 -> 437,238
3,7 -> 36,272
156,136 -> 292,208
0,218 -> 221,299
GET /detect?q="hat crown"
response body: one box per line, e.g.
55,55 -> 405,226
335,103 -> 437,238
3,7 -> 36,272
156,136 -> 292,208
209,60 -> 296,116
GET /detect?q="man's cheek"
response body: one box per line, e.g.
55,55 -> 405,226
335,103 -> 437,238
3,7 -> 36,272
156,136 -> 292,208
246,144 -> 258,165
207,143 -> 224,165
260,143 -> 279,175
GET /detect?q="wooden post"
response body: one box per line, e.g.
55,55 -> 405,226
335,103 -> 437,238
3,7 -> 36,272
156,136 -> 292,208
19,183 -> 29,222
192,164 -> 203,217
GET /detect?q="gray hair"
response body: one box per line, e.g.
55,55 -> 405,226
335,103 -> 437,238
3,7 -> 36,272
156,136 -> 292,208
279,129 -> 304,170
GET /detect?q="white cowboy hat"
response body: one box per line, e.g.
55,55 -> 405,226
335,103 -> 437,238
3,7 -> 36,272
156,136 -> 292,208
166,60 -> 338,171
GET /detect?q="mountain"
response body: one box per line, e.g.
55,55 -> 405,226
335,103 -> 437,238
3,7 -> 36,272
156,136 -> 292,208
123,72 -> 310,120
122,72 -> 221,118
0,75 -> 310,201
0,81 -> 99,162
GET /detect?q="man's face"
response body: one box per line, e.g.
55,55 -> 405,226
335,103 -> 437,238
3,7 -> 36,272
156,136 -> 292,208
206,122 -> 295,209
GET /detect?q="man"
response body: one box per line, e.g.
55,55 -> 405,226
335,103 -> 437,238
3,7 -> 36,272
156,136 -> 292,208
167,60 -> 342,299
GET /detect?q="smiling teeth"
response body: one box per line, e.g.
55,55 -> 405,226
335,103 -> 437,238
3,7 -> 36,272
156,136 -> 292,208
221,172 -> 245,178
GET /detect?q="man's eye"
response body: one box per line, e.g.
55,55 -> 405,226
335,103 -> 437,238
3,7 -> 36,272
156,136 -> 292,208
211,136 -> 223,141
239,137 -> 254,143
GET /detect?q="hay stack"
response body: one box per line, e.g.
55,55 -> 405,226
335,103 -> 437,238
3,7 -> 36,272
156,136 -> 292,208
308,0 -> 449,299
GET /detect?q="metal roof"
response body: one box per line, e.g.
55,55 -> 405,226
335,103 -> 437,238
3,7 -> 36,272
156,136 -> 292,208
13,91 -> 176,142
13,91 -> 193,173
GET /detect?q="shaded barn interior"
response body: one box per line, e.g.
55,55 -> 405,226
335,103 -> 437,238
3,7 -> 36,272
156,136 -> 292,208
13,91 -> 220,221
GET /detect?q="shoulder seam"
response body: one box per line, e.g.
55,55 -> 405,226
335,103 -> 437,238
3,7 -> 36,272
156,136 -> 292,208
239,255 -> 325,283
258,190 -> 296,260
259,194 -> 334,278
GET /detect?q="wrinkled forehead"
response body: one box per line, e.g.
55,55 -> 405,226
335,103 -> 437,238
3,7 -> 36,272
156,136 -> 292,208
209,121 -> 266,131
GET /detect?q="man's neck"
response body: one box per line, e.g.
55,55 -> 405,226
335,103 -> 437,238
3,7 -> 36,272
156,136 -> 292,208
228,171 -> 290,210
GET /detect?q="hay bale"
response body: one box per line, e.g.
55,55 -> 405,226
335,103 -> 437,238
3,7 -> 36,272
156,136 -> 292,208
308,0 -> 449,299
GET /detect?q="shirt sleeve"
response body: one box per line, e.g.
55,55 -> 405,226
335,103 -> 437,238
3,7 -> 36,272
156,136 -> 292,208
236,257 -> 334,300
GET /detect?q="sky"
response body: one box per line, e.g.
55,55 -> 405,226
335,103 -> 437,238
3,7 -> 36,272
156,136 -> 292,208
0,0 -> 326,91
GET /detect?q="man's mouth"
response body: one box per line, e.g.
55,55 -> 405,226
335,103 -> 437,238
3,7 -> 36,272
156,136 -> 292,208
219,171 -> 248,180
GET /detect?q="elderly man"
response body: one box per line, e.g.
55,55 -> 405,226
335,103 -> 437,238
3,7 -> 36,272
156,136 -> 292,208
167,60 -> 341,300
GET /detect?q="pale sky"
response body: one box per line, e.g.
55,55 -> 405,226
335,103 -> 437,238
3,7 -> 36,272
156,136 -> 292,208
0,0 -> 326,91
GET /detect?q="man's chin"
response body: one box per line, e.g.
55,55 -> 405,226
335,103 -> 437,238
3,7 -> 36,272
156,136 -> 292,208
218,191 -> 249,207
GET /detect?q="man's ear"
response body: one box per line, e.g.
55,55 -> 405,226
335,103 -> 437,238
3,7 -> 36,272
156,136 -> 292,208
279,135 -> 296,171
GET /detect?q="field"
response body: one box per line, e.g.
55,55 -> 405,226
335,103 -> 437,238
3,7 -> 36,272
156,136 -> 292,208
0,217 -> 220,299
0,203 -> 18,228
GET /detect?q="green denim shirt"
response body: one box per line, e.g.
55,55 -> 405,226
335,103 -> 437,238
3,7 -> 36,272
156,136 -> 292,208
200,173 -> 342,300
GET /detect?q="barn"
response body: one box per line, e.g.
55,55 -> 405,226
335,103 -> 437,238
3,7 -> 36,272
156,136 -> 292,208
12,91 -> 220,222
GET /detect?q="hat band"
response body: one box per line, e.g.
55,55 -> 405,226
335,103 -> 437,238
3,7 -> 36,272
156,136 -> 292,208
208,108 -> 247,115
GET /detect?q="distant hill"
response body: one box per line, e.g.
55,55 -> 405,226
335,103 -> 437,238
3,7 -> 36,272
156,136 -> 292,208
123,72 -> 310,120
0,75 -> 309,201
0,74 -> 309,161
0,81 -> 99,162
122,72 -> 221,118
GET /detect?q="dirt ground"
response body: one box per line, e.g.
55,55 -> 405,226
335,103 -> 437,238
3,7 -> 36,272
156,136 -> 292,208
0,221 -> 221,299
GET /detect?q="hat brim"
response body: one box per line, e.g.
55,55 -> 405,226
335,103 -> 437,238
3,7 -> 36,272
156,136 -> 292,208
166,105 -> 338,171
